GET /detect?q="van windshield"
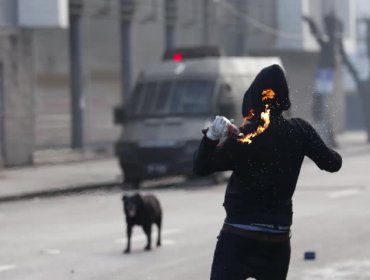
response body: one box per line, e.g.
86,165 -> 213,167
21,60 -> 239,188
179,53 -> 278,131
129,80 -> 214,116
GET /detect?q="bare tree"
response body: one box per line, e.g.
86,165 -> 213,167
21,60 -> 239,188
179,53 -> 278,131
339,19 -> 370,142
303,13 -> 344,147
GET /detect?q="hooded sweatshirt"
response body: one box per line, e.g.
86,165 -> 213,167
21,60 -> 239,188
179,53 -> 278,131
193,64 -> 342,227
242,64 -> 290,118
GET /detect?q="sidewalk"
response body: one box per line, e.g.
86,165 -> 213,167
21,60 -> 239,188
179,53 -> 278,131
0,156 -> 122,202
0,131 -> 368,202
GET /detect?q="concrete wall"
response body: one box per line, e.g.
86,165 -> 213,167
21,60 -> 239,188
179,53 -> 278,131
33,0 -> 123,150
0,30 -> 35,166
0,58 -> 4,165
33,29 -> 70,149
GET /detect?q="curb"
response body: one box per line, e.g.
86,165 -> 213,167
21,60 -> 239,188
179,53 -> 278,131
0,181 -> 121,204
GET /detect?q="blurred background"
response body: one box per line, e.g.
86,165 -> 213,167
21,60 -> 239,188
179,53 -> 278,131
0,0 -> 368,167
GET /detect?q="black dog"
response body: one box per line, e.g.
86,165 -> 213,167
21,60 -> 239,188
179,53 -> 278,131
122,193 -> 162,253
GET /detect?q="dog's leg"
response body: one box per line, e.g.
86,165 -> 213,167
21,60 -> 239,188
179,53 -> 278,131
124,225 -> 132,254
156,217 -> 162,247
143,224 -> 152,251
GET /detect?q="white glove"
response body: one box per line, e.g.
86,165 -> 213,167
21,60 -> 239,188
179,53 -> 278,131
206,116 -> 232,141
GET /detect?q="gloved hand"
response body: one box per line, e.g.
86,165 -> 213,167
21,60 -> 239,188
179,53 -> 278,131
206,116 -> 232,141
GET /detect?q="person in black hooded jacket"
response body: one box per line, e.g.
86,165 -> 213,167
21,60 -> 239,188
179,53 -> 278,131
193,64 -> 342,280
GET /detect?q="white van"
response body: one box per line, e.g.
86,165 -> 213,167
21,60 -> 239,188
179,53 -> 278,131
114,47 -> 283,188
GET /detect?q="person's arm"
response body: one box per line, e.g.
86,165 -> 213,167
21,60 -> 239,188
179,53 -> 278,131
298,118 -> 342,172
193,116 -> 236,176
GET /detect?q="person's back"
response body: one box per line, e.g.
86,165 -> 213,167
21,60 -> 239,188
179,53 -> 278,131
193,64 -> 342,280
211,115 -> 341,228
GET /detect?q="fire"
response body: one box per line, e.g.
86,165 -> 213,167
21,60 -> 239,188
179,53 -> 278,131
262,89 -> 275,101
244,109 -> 255,121
238,89 -> 275,144
238,105 -> 271,144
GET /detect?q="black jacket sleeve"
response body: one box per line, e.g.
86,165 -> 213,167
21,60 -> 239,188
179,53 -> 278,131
193,132 -> 235,176
296,118 -> 342,172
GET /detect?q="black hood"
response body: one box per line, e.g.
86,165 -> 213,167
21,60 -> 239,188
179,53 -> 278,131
242,64 -> 290,118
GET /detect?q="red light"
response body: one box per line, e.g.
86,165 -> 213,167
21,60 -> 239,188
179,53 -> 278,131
172,53 -> 183,62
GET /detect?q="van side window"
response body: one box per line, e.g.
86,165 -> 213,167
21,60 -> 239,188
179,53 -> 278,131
130,83 -> 144,114
129,80 -> 213,116
140,82 -> 158,113
154,82 -> 173,114
170,81 -> 213,114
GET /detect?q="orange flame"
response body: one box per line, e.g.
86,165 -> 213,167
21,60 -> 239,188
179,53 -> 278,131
238,105 -> 271,144
238,89 -> 275,144
244,109 -> 255,122
261,89 -> 275,101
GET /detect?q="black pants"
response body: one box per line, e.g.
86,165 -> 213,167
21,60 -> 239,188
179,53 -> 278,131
210,230 -> 291,280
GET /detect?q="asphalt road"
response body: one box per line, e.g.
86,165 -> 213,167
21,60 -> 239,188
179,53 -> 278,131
1,147 -> 370,280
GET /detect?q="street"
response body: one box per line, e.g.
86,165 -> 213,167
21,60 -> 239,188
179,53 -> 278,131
1,146 -> 370,280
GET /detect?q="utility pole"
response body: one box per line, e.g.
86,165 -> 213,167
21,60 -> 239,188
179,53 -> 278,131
303,13 -> 343,147
120,0 -> 134,104
0,63 -> 4,164
236,0 -> 247,55
164,0 -> 176,50
69,0 -> 84,149
202,0 -> 210,45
